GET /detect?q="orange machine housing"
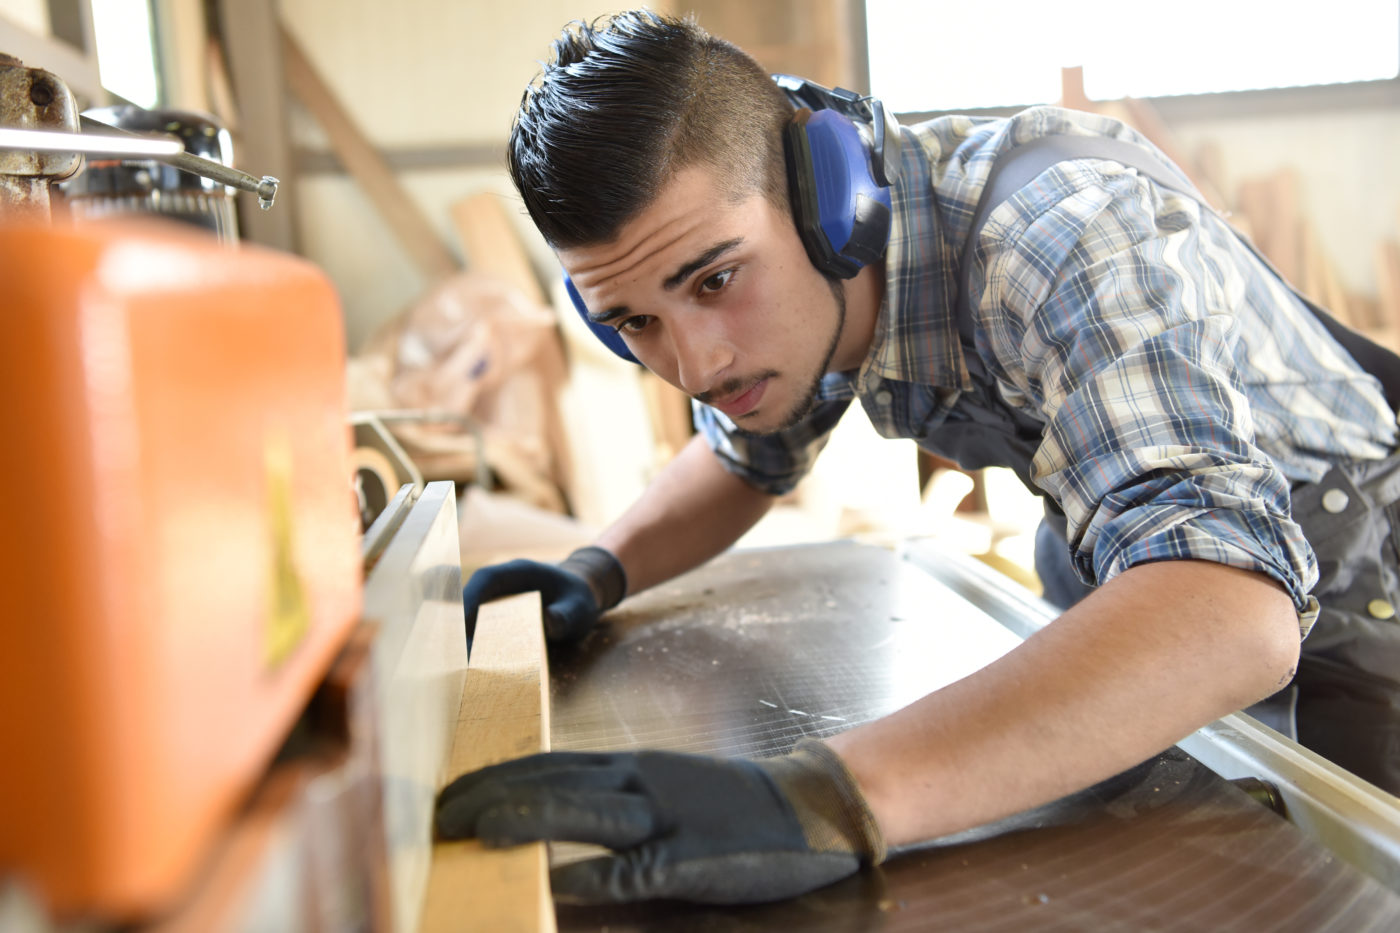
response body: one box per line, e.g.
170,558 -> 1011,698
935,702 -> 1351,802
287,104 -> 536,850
0,220 -> 363,920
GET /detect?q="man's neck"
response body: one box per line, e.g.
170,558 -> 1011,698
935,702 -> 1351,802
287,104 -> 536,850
830,259 -> 886,373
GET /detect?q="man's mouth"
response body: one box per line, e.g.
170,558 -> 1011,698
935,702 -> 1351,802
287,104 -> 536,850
706,377 -> 769,419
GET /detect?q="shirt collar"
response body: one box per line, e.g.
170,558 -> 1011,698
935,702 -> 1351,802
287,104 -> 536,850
854,123 -> 972,395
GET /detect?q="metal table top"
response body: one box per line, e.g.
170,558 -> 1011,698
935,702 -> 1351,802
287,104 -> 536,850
547,540 -> 1400,931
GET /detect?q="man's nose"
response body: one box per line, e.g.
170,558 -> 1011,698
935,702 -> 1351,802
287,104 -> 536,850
669,318 -> 732,396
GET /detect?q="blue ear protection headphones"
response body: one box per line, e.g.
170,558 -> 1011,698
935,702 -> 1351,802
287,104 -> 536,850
566,74 -> 901,364
775,74 -> 901,279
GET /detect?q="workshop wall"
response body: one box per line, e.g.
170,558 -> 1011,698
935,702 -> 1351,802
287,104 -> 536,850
280,0 -> 623,350
277,1 -> 1400,352
1170,107 -> 1400,300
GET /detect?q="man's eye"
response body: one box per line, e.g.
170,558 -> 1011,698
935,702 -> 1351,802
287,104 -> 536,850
699,269 -> 733,293
616,315 -> 652,334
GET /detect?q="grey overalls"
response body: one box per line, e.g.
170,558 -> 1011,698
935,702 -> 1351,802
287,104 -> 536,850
915,134 -> 1400,794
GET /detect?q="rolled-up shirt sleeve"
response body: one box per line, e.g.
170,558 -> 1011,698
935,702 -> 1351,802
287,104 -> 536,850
693,396 -> 851,496
977,161 -> 1320,625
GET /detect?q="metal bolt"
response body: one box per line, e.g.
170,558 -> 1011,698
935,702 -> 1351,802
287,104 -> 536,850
1230,776 -> 1286,814
29,80 -> 53,107
257,175 -> 279,211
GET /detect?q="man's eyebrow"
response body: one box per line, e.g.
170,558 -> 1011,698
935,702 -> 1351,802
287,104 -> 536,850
663,238 -> 744,291
586,237 -> 746,325
588,305 -> 627,325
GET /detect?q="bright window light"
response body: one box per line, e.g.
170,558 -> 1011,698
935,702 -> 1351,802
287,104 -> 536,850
91,0 -> 160,107
867,0 -> 1400,112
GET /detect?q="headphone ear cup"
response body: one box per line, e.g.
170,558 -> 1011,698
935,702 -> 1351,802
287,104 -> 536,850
564,275 -> 640,364
784,114 -> 844,277
784,108 -> 892,280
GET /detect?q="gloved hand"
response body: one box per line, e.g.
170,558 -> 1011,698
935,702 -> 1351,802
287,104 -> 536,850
461,545 -> 626,643
434,739 -> 886,905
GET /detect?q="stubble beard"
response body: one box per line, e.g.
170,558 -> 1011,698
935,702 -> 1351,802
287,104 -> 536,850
733,274 -> 848,438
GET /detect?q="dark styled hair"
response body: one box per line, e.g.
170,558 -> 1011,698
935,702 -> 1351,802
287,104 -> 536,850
507,10 -> 794,248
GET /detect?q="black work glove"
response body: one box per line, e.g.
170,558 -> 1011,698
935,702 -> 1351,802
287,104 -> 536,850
434,739 -> 886,905
461,545 -> 626,643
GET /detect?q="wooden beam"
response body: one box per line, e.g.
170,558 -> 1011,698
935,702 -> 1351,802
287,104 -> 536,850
217,0 -> 296,251
1267,168 -> 1302,287
153,0 -> 208,112
1376,239 -> 1400,335
1059,65 -> 1093,113
1235,177 -> 1277,268
640,371 -> 694,467
451,191 -> 546,306
450,191 -> 576,511
205,38 -> 239,134
1298,219 -> 1351,326
420,592 -> 555,933
280,23 -> 459,282
1119,96 -> 1227,211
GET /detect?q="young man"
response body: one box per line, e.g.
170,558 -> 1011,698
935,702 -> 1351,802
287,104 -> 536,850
435,10 -> 1400,905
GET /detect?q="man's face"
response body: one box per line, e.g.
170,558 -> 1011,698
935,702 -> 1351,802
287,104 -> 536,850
558,165 -> 852,436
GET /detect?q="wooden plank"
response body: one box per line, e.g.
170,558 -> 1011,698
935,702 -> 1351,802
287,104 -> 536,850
420,593 -> 554,933
1192,141 -> 1228,205
1119,96 -> 1227,211
1376,239 -> 1400,335
1268,168 -> 1302,286
205,38 -> 239,134
1318,225 -> 1351,326
153,0 -> 209,112
280,23 -> 459,283
1059,65 -> 1093,112
1300,220 -> 1353,326
450,191 -> 576,510
640,371 -> 694,466
1235,177 -> 1277,266
451,191 -> 548,306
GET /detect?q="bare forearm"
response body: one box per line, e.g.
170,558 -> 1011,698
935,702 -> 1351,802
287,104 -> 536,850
595,434 -> 776,596
826,559 -> 1301,847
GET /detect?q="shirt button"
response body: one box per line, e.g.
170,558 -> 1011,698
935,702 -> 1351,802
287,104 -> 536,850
1321,488 -> 1350,514
1368,599 -> 1396,621
874,388 -> 893,406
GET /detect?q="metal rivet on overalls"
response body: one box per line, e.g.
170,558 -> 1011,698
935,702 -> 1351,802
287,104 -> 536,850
1368,599 -> 1396,621
875,388 -> 893,406
1321,488 -> 1350,514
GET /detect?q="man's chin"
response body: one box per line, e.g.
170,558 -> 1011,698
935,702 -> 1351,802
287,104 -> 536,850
729,395 -> 818,438
730,419 -> 780,439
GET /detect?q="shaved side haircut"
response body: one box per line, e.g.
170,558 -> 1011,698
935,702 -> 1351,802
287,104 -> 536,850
508,10 -> 794,249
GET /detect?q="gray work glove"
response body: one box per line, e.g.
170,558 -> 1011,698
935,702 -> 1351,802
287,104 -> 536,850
460,545 -> 626,643
434,739 -> 886,905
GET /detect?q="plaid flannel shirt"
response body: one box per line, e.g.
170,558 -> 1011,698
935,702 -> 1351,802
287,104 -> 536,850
696,106 -> 1396,622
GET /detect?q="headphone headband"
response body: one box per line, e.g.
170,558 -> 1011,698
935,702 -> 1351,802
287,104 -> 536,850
772,74 -> 900,187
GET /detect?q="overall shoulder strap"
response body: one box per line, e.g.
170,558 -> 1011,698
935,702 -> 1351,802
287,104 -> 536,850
955,133 -> 1400,411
